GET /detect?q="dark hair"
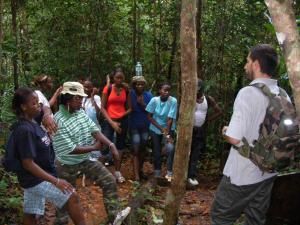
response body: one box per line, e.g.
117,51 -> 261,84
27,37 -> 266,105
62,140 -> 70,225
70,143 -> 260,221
158,82 -> 171,90
83,79 -> 95,86
59,93 -> 74,106
112,67 -> 124,77
33,74 -> 50,86
12,87 -> 35,117
249,44 -> 278,77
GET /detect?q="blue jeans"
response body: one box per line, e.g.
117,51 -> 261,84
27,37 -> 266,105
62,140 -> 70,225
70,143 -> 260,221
150,130 -> 175,173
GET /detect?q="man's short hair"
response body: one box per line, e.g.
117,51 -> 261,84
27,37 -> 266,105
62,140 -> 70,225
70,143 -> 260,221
249,44 -> 278,77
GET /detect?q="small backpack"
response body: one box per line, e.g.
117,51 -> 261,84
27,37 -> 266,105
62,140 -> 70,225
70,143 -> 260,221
236,83 -> 300,173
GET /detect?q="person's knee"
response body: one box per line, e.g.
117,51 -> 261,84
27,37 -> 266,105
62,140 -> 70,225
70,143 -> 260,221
165,143 -> 174,154
67,192 -> 80,206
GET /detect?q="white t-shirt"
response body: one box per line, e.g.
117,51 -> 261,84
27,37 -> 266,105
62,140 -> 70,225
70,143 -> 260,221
194,96 -> 208,127
35,90 -> 50,108
82,95 -> 101,128
223,78 -> 283,186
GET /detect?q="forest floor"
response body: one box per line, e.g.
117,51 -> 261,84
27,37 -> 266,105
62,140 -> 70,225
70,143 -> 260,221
38,152 -> 221,225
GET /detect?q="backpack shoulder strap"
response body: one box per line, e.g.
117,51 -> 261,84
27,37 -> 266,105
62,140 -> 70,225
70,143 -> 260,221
278,87 -> 288,98
107,84 -> 112,98
250,82 -> 275,99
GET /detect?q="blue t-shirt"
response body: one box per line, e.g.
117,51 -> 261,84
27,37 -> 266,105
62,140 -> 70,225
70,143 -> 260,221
129,90 -> 153,130
145,96 -> 177,134
9,120 -> 56,188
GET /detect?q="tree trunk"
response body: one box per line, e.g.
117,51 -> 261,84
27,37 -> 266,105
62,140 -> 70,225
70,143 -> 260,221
11,0 -> 18,89
264,0 -> 300,115
162,0 -> 197,224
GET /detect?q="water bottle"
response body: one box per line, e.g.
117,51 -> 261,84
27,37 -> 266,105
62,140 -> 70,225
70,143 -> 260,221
135,62 -> 142,76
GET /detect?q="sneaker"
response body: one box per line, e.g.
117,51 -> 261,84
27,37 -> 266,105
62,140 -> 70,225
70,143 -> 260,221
188,178 -> 199,186
165,174 -> 172,182
113,206 -> 131,225
115,171 -> 125,183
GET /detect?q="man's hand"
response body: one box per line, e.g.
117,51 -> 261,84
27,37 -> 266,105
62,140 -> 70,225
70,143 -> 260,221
42,115 -> 57,135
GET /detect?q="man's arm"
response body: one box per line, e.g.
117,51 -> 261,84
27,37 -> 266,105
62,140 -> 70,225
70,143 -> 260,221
222,126 -> 241,146
206,95 -> 222,122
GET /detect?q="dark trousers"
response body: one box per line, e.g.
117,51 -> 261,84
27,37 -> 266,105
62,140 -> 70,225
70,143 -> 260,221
150,130 -> 175,172
188,126 -> 205,179
102,117 -> 128,150
54,160 -> 119,224
211,176 -> 276,225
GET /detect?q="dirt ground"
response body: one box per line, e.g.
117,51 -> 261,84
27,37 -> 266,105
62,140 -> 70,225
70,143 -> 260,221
39,153 -> 219,225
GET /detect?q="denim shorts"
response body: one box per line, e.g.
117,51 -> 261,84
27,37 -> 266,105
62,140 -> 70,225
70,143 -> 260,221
130,128 -> 149,147
24,181 -> 72,215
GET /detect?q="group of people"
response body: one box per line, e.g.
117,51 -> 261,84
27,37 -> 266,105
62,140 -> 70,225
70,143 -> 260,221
5,43 -> 285,225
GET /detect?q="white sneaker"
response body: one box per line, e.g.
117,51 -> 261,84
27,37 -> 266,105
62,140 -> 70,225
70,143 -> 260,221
188,178 -> 199,186
165,174 -> 172,182
113,206 -> 131,225
115,171 -> 125,183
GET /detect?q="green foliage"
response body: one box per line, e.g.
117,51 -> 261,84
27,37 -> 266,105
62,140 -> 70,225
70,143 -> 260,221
0,149 -> 23,224
0,85 -> 16,124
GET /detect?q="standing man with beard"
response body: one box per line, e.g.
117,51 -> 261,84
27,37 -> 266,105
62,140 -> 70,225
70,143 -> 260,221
210,44 -> 286,225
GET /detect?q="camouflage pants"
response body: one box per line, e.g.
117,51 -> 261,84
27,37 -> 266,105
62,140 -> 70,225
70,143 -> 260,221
54,159 -> 119,224
211,176 -> 276,225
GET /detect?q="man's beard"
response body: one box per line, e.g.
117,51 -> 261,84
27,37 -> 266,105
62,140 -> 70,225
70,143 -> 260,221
245,70 -> 254,80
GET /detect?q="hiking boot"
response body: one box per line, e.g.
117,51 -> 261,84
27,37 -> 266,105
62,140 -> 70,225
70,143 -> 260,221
188,178 -> 199,186
113,206 -> 131,225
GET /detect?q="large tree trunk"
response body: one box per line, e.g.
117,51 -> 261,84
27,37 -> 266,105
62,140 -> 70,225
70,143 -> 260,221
11,0 -> 18,89
264,0 -> 300,115
162,0 -> 197,224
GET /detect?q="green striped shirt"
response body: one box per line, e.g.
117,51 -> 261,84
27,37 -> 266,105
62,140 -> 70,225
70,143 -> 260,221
52,105 -> 100,165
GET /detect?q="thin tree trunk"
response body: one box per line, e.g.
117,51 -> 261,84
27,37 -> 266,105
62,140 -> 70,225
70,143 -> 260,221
162,0 -> 197,224
11,0 -> 18,89
265,0 -> 300,115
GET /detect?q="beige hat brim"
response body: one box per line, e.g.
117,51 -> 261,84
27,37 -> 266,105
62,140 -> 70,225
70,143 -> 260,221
61,90 -> 87,97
